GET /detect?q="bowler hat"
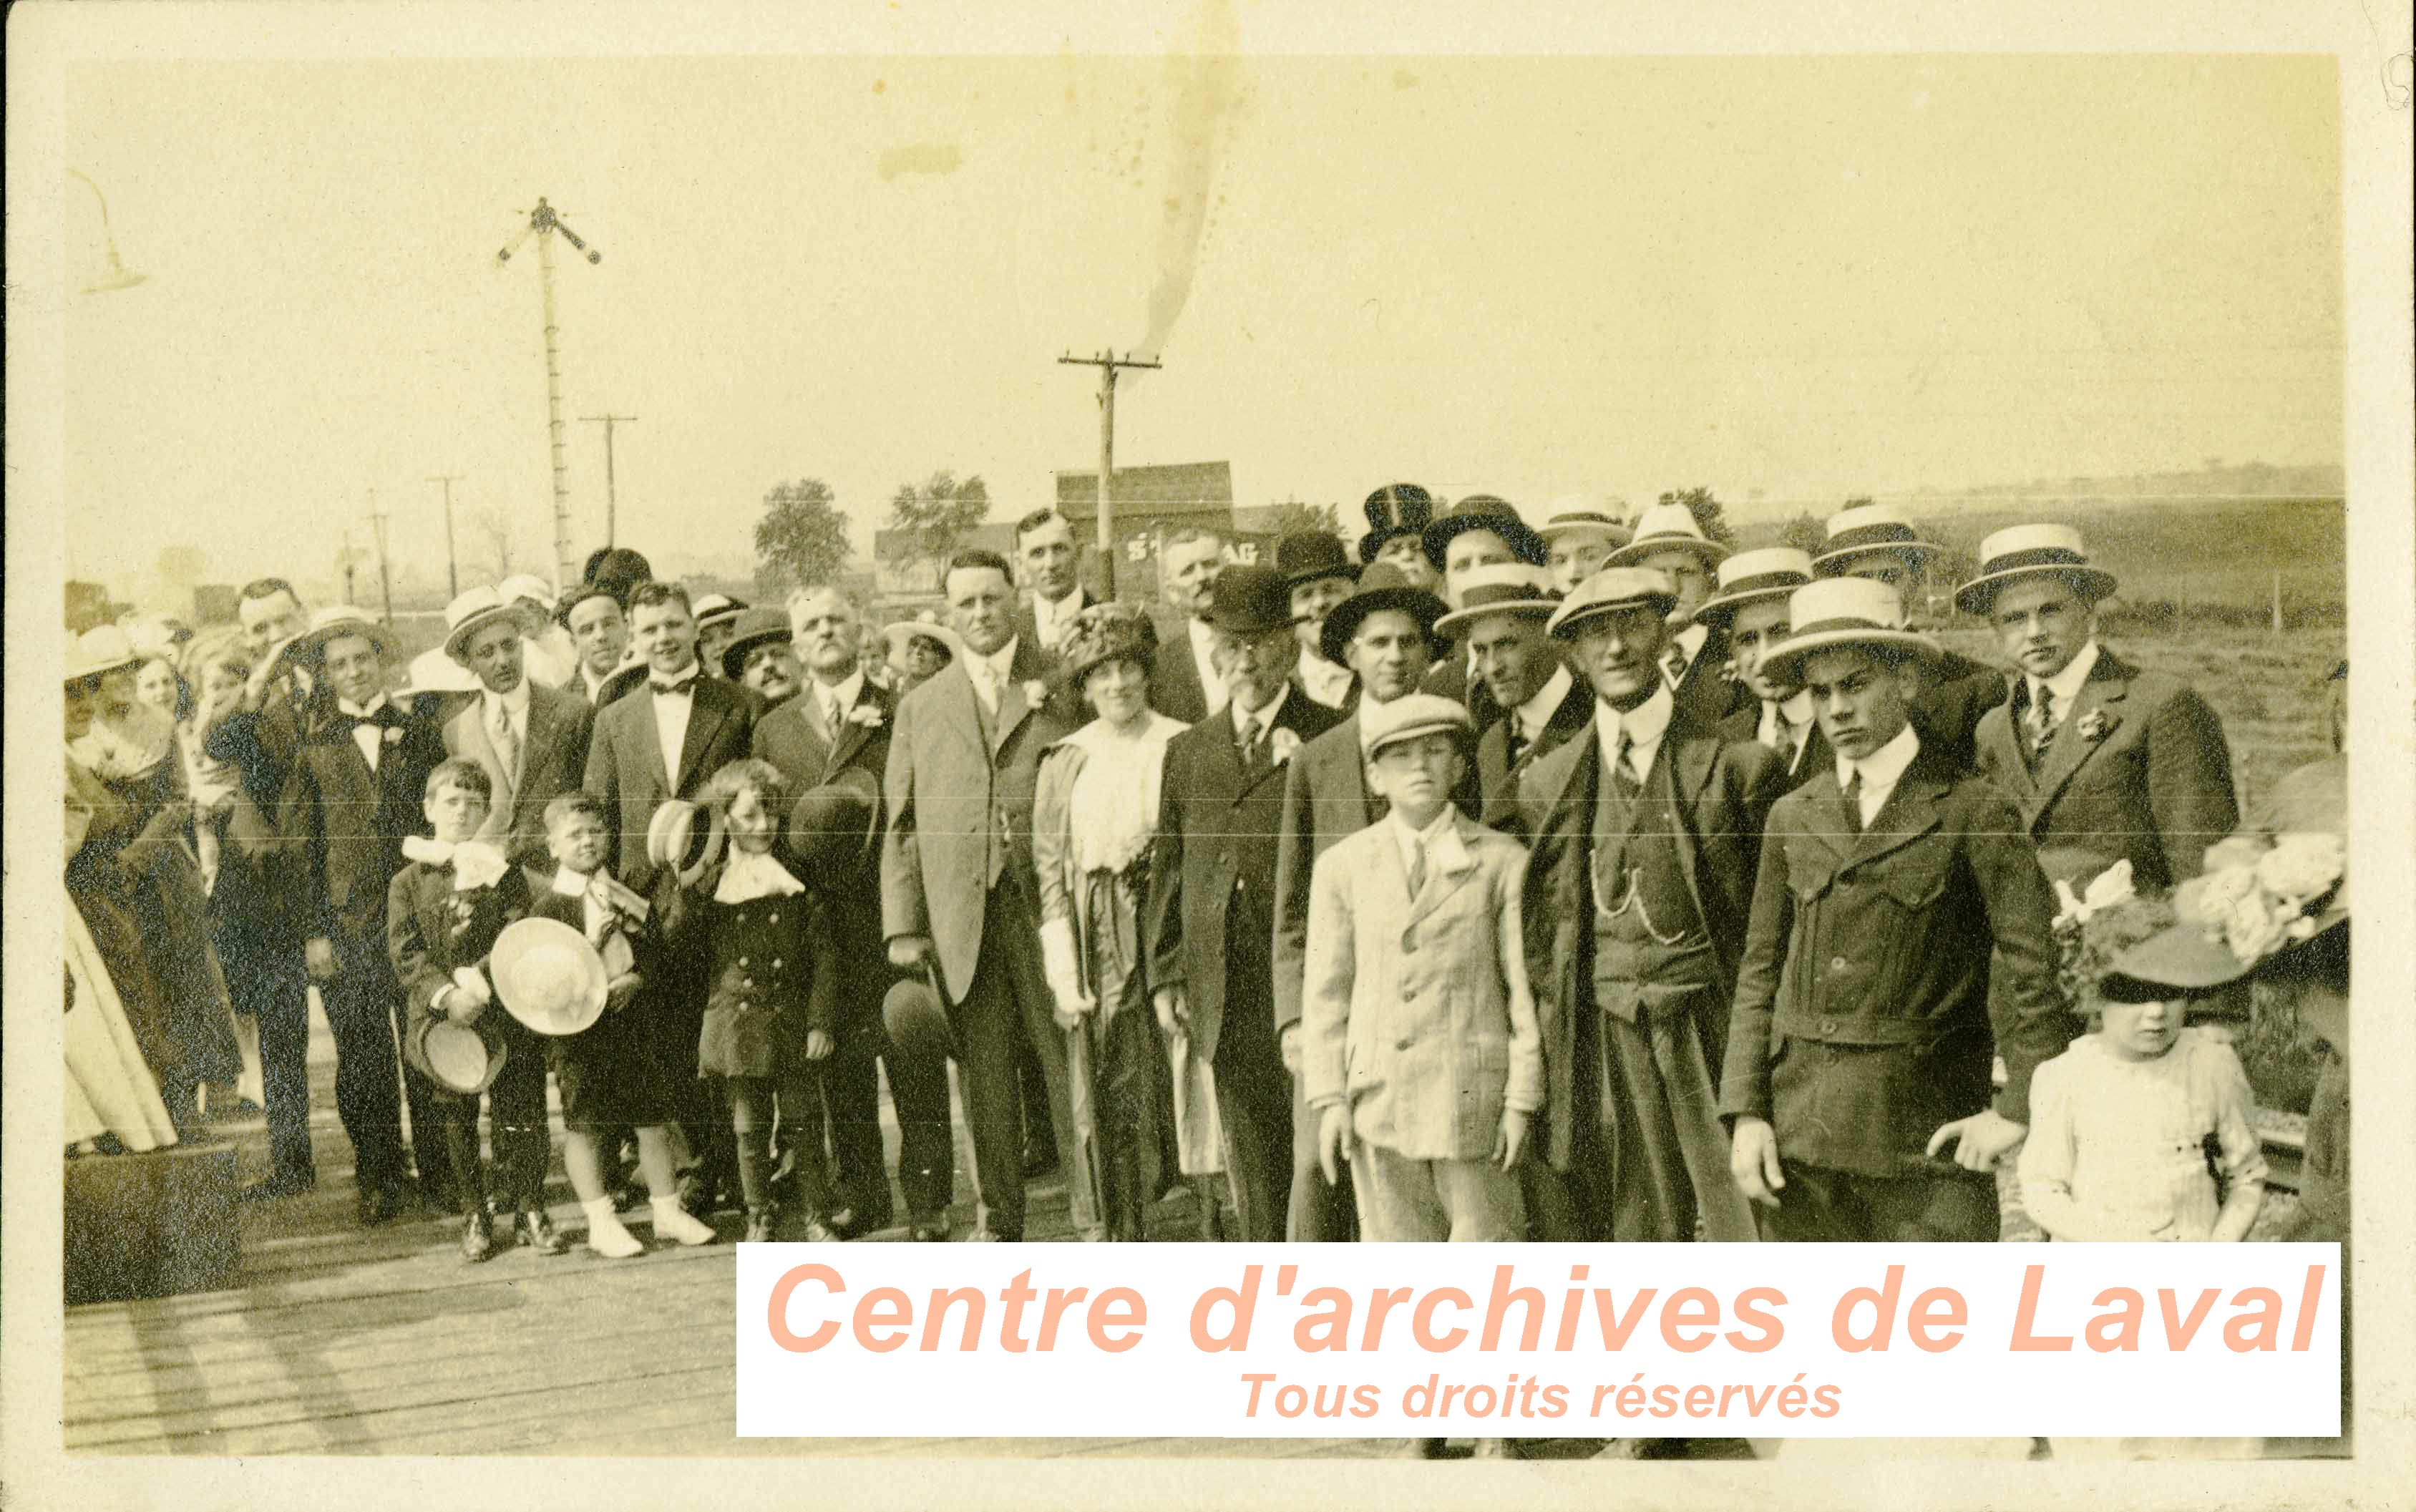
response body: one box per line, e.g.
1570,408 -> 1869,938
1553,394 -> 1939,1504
1204,563 -> 1295,636
490,917 -> 609,1036
719,605 -> 795,680
1812,502 -> 1944,576
884,966 -> 958,1063
1603,503 -> 1730,572
403,1012 -> 508,1096
1276,532 -> 1359,590
1320,560 -> 1448,665
1422,494 -> 1546,572
1545,567 -> 1681,640
1358,482 -> 1435,564
1953,525 -> 2120,615
1691,547 -> 1816,628
786,769 -> 880,873
1433,563 -> 1555,638
1756,578 -> 1942,680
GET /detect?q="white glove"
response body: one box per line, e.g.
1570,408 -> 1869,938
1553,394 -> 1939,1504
452,965 -> 495,1007
1038,915 -> 1093,1018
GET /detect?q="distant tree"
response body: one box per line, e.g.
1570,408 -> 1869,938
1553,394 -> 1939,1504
1655,486 -> 1734,547
1262,497 -> 1343,541
887,472 -> 990,587
1776,509 -> 1827,557
469,505 -> 516,578
1841,494 -> 1876,510
754,477 -> 852,592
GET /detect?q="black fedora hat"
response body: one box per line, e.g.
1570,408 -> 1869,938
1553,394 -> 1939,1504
1276,532 -> 1360,590
1320,560 -> 1448,665
1358,482 -> 1435,565
1204,563 -> 1295,636
1421,494 -> 1546,572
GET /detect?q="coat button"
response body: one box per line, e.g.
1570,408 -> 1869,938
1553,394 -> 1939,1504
1819,1018 -> 1837,1034
769,912 -> 779,923
1829,956 -> 1848,972
772,958 -> 783,970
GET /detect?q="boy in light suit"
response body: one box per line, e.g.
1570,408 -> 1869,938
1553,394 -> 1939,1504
1302,693 -> 1541,1244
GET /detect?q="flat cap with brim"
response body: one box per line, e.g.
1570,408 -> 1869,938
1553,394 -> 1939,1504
1433,563 -> 1556,637
1320,560 -> 1448,665
1275,532 -> 1359,589
299,605 -> 394,660
1358,482 -> 1436,564
65,625 -> 145,685
719,605 -> 794,680
1604,502 -> 1731,571
1422,494 -> 1546,572
882,617 -> 965,665
1544,567 -> 1680,640
1692,547 -> 1816,628
1811,502 -> 1945,575
1953,524 -> 2119,615
1757,578 -> 1941,680
1359,691 -> 1477,758
1205,563 -> 1295,636
1535,495 -> 1631,545
490,917 -> 609,1036
442,585 -> 522,662
403,1013 -> 507,1096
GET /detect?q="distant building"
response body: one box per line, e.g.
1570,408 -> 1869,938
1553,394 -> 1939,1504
1054,461 -> 1255,605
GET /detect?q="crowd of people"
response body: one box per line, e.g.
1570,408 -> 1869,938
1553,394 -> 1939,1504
62,483 -> 2351,1455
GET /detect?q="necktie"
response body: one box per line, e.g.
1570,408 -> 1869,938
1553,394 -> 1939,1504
487,698 -> 520,780
2027,686 -> 2057,762
970,661 -> 1000,718
1239,713 -> 1264,774
1843,769 -> 1865,834
821,689 -> 844,739
1406,834 -> 1428,897
1612,727 -> 1642,796
1506,722 -> 1530,771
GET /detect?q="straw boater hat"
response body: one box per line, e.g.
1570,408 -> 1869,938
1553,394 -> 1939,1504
1358,691 -> 1478,759
1275,532 -> 1359,590
717,605 -> 794,680
1421,492 -> 1546,572
298,605 -> 394,661
407,1015 -> 509,1096
1055,602 -> 1158,688
1433,563 -> 1555,638
1357,481 -> 1435,565
442,585 -> 522,662
65,625 -> 146,686
1534,494 -> 1632,549
691,592 -> 749,636
1602,502 -> 1731,572
1690,547 -> 1816,628
2096,831 -> 2347,999
1811,502 -> 1945,577
1952,524 -> 2119,615
489,917 -> 610,1036
1319,560 -> 1448,665
882,614 -> 964,667
1204,563 -> 1295,636
1543,566 -> 1680,640
1757,578 -> 1942,681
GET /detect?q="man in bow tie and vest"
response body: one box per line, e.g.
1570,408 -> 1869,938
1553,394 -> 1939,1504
1720,577 -> 2070,1245
1431,562 -> 1589,825
1701,549 -> 1831,793
1601,502 -> 1748,729
1145,565 -> 1348,1241
1811,502 -> 2009,772
273,607 -> 457,1224
753,585 -> 954,1241
584,581 -> 760,1215
438,585 -> 597,868
1514,569 -> 1781,1275
882,549 -> 1092,1241
1958,525 -> 2236,892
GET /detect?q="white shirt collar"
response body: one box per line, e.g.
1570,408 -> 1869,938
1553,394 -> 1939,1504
2030,638 -> 2101,716
1230,681 -> 1287,737
1033,586 -> 1085,642
1514,663 -> 1574,738
983,637 -> 1020,685
1389,801 -> 1457,872
1837,722 -> 1923,821
1296,647 -> 1353,706
550,864 -> 599,898
1675,622 -> 1709,663
651,657 -> 700,694
1594,682 -> 1675,781
1760,689 -> 1816,748
716,846 -> 807,904
1187,617 -> 1229,713
483,678 -> 532,718
813,667 -> 866,715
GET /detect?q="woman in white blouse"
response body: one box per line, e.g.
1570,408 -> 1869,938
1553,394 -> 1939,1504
1033,605 -> 1192,1242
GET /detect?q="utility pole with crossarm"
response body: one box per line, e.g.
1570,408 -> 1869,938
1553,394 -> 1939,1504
497,197 -> 603,591
1056,350 -> 1163,600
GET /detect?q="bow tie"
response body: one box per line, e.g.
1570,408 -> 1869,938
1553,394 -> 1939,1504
651,670 -> 699,696
400,835 -> 510,891
336,701 -> 403,732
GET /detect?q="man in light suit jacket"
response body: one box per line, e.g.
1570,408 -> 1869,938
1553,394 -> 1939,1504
882,550 -> 1092,1242
753,585 -> 953,1242
437,587 -> 595,868
1957,526 -> 2237,890
1146,567 -> 1347,1242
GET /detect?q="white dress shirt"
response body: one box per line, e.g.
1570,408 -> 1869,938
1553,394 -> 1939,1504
1295,648 -> 1355,709
337,696 -> 391,772
1511,663 -> 1575,747
1388,801 -> 1458,887
1836,723 -> 1923,827
1187,617 -> 1230,715
481,677 -> 532,774
966,637 -> 1020,716
1031,587 -> 1086,650
809,667 -> 867,736
1592,682 -> 1675,786
1664,622 -> 1711,686
649,663 -> 698,784
2025,639 -> 2102,731
1229,683 -> 1287,748
1758,689 -> 1816,762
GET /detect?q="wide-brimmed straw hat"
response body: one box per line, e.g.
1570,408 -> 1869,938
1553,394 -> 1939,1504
489,917 -> 609,1036
1433,563 -> 1555,638
1603,502 -> 1731,572
403,1013 -> 509,1095
2098,833 -> 2348,998
1319,560 -> 1448,665
1421,493 -> 1546,572
1756,578 -> 1942,680
1691,547 -> 1816,628
1544,567 -> 1680,640
1811,502 -> 1945,576
442,585 -> 522,662
65,625 -> 146,686
1953,524 -> 2120,615
1534,495 -> 1631,547
882,615 -> 965,666
692,592 -> 749,634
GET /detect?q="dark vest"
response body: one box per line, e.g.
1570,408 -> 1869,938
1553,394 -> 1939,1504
1590,740 -> 1716,1012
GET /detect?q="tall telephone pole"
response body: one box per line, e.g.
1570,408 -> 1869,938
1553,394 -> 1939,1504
497,197 -> 603,590
427,474 -> 464,597
1056,350 -> 1162,600
340,526 -> 359,604
367,487 -> 396,627
579,414 -> 638,546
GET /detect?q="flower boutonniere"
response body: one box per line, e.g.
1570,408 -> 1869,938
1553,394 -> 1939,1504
1269,728 -> 1302,766
383,726 -> 405,746
1020,679 -> 1050,711
2076,708 -> 2113,743
843,702 -> 886,731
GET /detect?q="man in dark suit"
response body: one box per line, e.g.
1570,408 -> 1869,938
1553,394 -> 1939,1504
1270,561 -> 1466,1242
753,585 -> 953,1242
1148,527 -> 1231,724
1432,563 -> 1587,824
1604,502 -> 1748,728
1417,493 -> 1545,726
1700,549 -> 1832,794
437,586 -> 597,868
1721,577 -> 2069,1244
1957,525 -> 2237,891
1012,508 -> 1099,664
1515,569 -> 1782,1263
882,550 -> 1092,1242
1811,502 -> 2008,771
273,608 -> 455,1225
1145,566 -> 1346,1242
1276,532 -> 1360,713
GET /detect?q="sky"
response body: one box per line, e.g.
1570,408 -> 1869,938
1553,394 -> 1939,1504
62,49 -> 2341,601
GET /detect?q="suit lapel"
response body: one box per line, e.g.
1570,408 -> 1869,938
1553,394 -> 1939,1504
1404,814 -> 1479,929
827,680 -> 887,776
1847,765 -> 1947,868
2025,655 -> 2129,828
677,682 -> 735,793
1979,693 -> 2035,799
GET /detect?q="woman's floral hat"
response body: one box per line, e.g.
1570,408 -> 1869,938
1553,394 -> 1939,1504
2099,832 -> 2347,998
2049,861 -> 2173,1006
1056,603 -> 1157,691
